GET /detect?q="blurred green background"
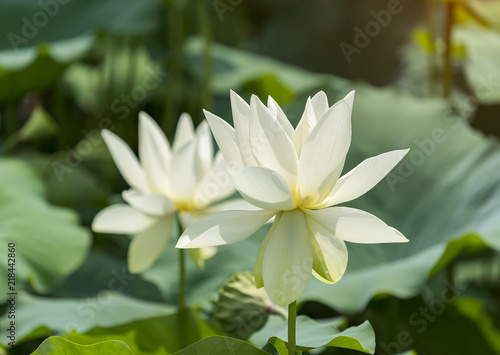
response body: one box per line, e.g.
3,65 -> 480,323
1,0 -> 500,354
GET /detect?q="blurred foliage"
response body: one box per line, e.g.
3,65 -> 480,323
0,0 -> 500,354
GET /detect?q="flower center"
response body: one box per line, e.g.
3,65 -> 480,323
173,200 -> 195,212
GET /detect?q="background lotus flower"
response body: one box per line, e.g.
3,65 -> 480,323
92,112 -> 250,273
177,91 -> 410,306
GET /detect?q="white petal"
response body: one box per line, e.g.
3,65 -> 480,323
230,90 -> 257,166
138,112 -> 171,194
297,98 -> 352,207
176,209 -> 276,248
92,204 -> 154,234
262,209 -> 312,306
230,166 -> 296,211
172,113 -> 194,151
320,149 -> 409,207
193,151 -> 234,208
306,215 -> 348,284
168,140 -> 200,202
291,97 -> 316,155
177,211 -> 194,230
122,189 -> 175,216
310,91 -> 329,120
267,96 -> 294,138
196,120 -> 213,176
343,90 -> 355,108
101,129 -> 149,194
128,215 -> 174,273
304,207 -> 409,244
248,95 -> 298,187
204,110 -> 243,168
206,198 -> 260,213
255,212 -> 282,288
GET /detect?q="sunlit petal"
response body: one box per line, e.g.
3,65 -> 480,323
297,95 -> 353,206
319,149 -> 409,207
193,151 -> 234,208
267,96 -> 294,138
102,129 -> 149,194
168,140 -> 200,202
176,209 -> 276,248
122,189 -> 175,216
304,207 -> 409,244
306,215 -> 348,284
138,112 -> 171,194
230,90 -> 257,165
196,120 -> 213,176
172,113 -> 195,151
262,209 -> 312,306
291,97 -> 316,155
230,166 -> 296,211
128,215 -> 174,273
248,95 -> 298,187
206,198 -> 260,214
204,109 -> 243,167
92,204 -> 154,234
310,91 -> 329,120
255,212 -> 282,288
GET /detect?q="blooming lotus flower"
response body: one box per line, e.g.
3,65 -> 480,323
92,112 -> 251,273
176,90 -> 410,306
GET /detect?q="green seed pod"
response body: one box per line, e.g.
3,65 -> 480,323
215,272 -> 287,339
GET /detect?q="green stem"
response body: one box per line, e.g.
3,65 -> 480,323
176,216 -> 188,348
443,2 -> 455,98
288,301 -> 297,355
178,248 -> 186,310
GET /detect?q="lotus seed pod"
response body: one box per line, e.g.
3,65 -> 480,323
215,271 -> 286,339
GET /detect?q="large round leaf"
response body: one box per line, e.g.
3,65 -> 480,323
0,292 -> 174,346
0,159 -> 91,296
31,336 -> 134,355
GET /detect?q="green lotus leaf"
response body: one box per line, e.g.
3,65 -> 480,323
172,336 -> 270,355
0,158 -> 91,296
31,336 -> 134,355
269,317 -> 375,354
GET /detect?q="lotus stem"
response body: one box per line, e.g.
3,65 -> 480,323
288,301 -> 297,354
178,248 -> 186,310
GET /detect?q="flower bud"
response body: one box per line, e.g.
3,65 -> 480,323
215,272 -> 286,339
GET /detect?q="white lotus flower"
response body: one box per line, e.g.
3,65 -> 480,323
176,90 -> 410,306
92,112 -> 251,273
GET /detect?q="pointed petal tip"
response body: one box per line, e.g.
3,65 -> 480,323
343,90 -> 356,107
229,89 -> 241,98
101,128 -> 112,138
175,236 -> 189,249
390,227 -> 409,242
138,110 -> 151,120
250,94 -> 263,106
